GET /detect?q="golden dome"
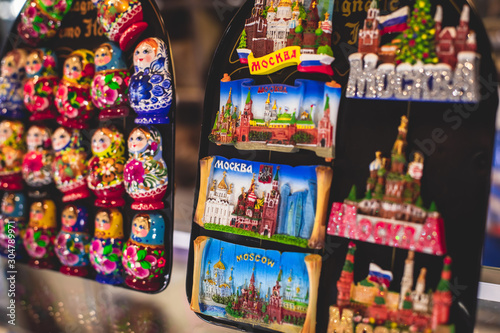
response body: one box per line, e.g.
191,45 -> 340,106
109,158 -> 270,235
279,0 -> 292,7
265,92 -> 271,104
217,171 -> 228,190
293,2 -> 300,11
214,260 -> 226,270
272,100 -> 277,110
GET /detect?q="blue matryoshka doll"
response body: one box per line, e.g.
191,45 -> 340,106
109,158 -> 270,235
122,212 -> 166,291
0,49 -> 28,119
54,204 -> 91,276
0,192 -> 27,258
129,37 -> 172,125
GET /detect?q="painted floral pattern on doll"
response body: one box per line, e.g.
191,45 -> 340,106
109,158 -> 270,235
55,49 -> 95,129
124,126 -> 168,210
0,121 -> 26,191
122,213 -> 166,291
22,125 -> 53,187
129,38 -> 172,124
0,193 -> 26,258
0,49 -> 27,119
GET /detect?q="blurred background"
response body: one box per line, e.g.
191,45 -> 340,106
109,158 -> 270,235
0,0 -> 499,332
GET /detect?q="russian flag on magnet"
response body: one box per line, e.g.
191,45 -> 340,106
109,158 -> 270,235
368,263 -> 393,288
378,6 -> 409,35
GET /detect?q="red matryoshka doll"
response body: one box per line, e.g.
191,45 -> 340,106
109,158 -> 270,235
51,127 -> 89,202
88,127 -> 126,207
0,120 -> 26,191
23,200 -> 58,269
122,212 -> 166,291
0,49 -> 28,119
55,49 -> 95,129
91,42 -> 131,120
22,125 -> 53,188
90,208 -> 124,285
54,204 -> 91,276
24,48 -> 59,121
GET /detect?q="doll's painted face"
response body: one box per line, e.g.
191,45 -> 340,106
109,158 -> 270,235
63,56 -> 82,80
52,128 -> 71,151
94,46 -> 112,67
134,42 -> 155,69
1,54 -> 16,77
26,52 -> 42,76
27,127 -> 46,150
91,130 -> 111,154
128,129 -> 147,153
0,122 -> 13,145
1,195 -> 15,215
132,215 -> 149,238
95,211 -> 111,230
29,202 -> 44,224
62,206 -> 77,228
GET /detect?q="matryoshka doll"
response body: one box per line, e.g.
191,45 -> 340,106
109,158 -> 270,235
51,127 -> 90,202
92,0 -> 147,51
54,204 -> 91,276
0,120 -> 26,191
122,212 -> 166,291
124,126 -> 168,210
88,127 -> 126,207
0,192 -> 27,258
55,49 -> 95,129
24,49 -> 59,121
90,208 -> 124,285
0,49 -> 28,119
17,0 -> 73,46
129,38 -> 172,124
91,42 -> 131,120
22,125 -> 53,188
23,200 -> 58,269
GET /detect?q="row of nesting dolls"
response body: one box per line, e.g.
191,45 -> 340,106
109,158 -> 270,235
0,192 -> 166,291
0,120 -> 168,210
0,38 -> 172,126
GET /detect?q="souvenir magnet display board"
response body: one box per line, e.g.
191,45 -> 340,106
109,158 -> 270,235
0,0 -> 175,293
187,0 -> 498,332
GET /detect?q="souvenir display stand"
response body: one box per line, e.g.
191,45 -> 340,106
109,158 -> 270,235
186,0 -> 499,332
0,0 -> 175,293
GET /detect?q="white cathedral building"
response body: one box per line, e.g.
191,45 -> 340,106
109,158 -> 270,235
399,251 -> 431,313
266,0 -> 299,51
202,249 -> 234,301
203,171 -> 234,226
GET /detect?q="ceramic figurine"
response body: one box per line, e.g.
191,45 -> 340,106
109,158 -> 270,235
54,204 -> 91,276
122,212 -> 166,291
124,126 -> 168,210
51,127 -> 90,202
129,38 -> 172,124
0,49 -> 28,119
91,42 -> 131,120
0,192 -> 27,258
88,126 -> 126,207
90,208 -> 124,285
24,49 -> 59,121
0,120 -> 26,191
22,125 -> 53,188
55,49 -> 95,129
17,0 -> 73,46
23,200 -> 58,269
92,0 -> 148,51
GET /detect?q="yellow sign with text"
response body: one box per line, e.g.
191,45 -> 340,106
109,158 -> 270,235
248,46 -> 301,75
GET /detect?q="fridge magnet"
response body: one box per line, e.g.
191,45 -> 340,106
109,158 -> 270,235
190,236 -> 321,333
237,0 -> 334,75
55,49 -> 95,129
54,204 -> 91,276
129,37 -> 173,125
346,1 -> 479,103
23,48 -> 59,121
194,156 -> 333,249
0,192 -> 27,258
22,125 -> 54,188
52,127 -> 90,202
0,120 -> 26,191
88,126 -> 126,207
327,243 -> 454,332
92,0 -> 148,51
17,0 -> 73,46
91,42 -> 131,120
23,200 -> 58,269
326,116 -> 446,256
124,125 -> 168,210
90,208 -> 125,285
0,49 -> 27,119
209,75 -> 340,159
122,212 -> 166,291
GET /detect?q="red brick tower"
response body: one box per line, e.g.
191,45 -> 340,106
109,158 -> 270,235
302,1 -> 320,53
358,0 -> 380,54
455,5 -> 470,53
245,0 -> 268,57
432,256 -> 453,329
318,91 -> 334,148
336,242 -> 356,307
238,89 -> 253,142
267,268 -> 283,323
260,167 -> 281,237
